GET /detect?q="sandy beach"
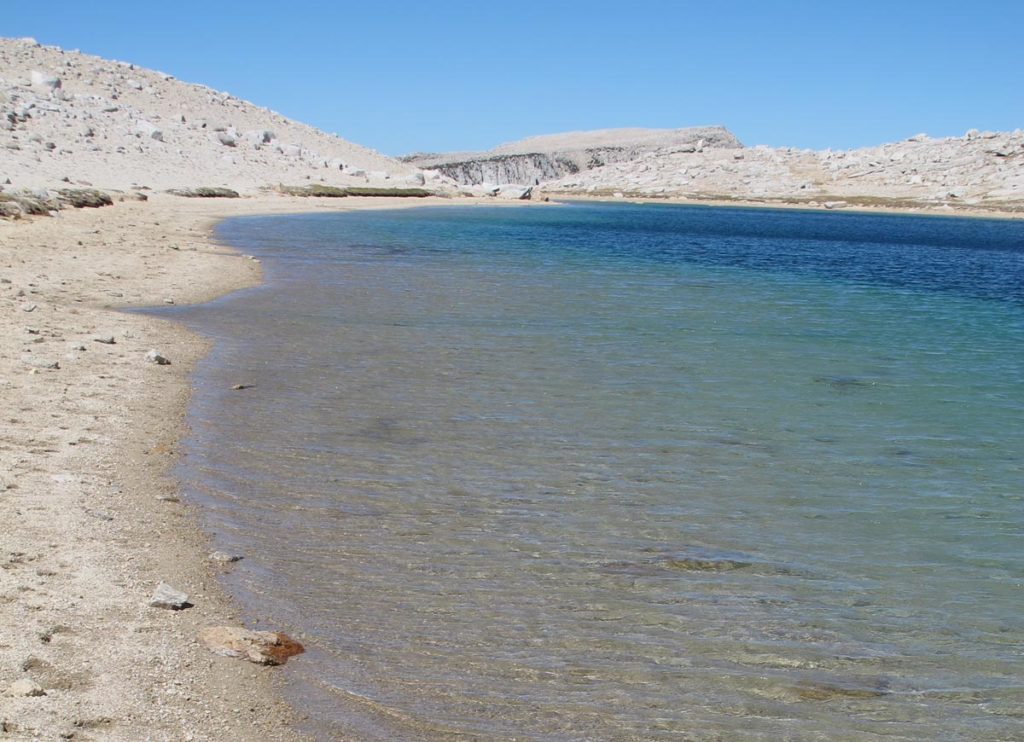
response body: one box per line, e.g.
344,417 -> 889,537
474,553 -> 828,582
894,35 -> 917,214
0,193 -> 505,741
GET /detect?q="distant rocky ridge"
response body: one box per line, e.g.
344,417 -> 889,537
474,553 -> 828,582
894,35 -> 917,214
0,37 -> 444,197
407,125 -> 1024,213
1,36 -> 1021,216
403,126 -> 741,186
537,130 -> 1024,212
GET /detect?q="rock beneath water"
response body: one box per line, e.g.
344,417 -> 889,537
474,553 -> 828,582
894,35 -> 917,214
199,626 -> 304,665
209,551 -> 243,563
149,582 -> 189,610
145,349 -> 171,365
793,678 -> 889,701
662,555 -> 751,572
5,678 -> 45,697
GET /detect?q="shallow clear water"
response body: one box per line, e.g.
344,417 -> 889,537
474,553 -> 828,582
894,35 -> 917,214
166,203 -> 1024,740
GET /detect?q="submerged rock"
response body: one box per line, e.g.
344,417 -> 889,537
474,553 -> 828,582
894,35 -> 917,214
199,626 -> 304,665
793,678 -> 890,702
814,375 -> 875,391
661,555 -> 752,572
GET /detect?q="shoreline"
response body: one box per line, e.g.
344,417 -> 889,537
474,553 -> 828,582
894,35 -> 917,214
546,192 -> 1024,220
0,191 -> 1017,739
0,193 -> 507,740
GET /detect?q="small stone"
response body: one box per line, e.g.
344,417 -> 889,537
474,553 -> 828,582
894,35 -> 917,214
231,384 -> 254,390
21,303 -> 37,312
209,551 -> 243,563
22,356 -> 60,370
155,495 -> 180,503
6,678 -> 45,697
93,336 -> 116,344
199,626 -> 304,665
149,582 -> 189,610
145,350 -> 171,365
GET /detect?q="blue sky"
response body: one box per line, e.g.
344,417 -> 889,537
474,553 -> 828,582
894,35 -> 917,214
4,1 -> 1021,155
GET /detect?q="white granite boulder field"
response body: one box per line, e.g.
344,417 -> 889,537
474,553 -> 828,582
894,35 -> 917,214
0,36 -> 443,195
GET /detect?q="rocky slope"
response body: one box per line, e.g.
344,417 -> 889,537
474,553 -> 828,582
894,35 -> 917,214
408,122 -> 1024,213
0,37 -> 440,195
539,130 -> 1024,212
403,126 -> 741,186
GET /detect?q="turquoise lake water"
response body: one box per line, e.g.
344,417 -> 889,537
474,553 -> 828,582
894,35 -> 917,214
166,203 -> 1024,740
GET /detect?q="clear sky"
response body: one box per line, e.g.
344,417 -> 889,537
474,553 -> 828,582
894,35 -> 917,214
4,1 -> 1021,156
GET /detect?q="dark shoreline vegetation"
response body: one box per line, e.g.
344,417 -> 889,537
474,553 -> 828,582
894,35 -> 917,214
277,184 -> 434,198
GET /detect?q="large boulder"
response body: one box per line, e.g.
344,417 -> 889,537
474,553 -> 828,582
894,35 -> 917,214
134,120 -> 163,141
496,184 -> 533,200
29,70 -> 61,91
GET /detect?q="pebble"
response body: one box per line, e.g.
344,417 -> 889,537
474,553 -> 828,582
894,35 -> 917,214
21,303 -> 38,312
209,551 -> 243,563
231,384 -> 254,390
149,582 -> 190,610
93,336 -> 116,344
5,678 -> 46,697
145,349 -> 171,365
22,356 -> 60,370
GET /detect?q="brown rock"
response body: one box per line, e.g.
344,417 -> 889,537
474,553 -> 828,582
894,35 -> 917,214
199,626 -> 304,666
